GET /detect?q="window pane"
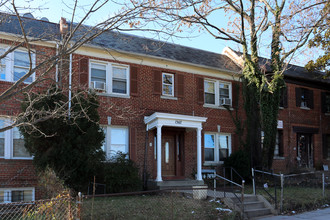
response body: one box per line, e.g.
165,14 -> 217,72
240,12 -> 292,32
14,67 -> 32,82
204,81 -> 215,93
101,127 -> 106,153
163,74 -> 173,84
219,149 -> 228,161
112,80 -> 127,94
113,67 -> 126,79
0,120 -> 4,157
219,135 -> 228,149
205,93 -> 215,104
204,148 -> 214,161
14,51 -> 29,67
111,128 -> 127,145
204,134 -> 215,148
110,144 -> 127,154
13,127 -> 31,158
23,190 -> 33,202
91,69 -> 106,82
11,191 -> 23,202
219,84 -> 229,99
162,84 -> 173,95
165,142 -> 169,163
0,191 -> 3,203
0,65 -> 5,80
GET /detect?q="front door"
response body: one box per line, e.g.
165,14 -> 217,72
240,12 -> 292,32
162,135 -> 176,176
161,132 -> 184,179
297,133 -> 313,168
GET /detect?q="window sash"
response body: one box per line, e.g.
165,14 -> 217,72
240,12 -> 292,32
204,80 -> 231,106
204,133 -> 231,163
104,126 -> 129,159
89,61 -> 129,95
162,73 -> 174,96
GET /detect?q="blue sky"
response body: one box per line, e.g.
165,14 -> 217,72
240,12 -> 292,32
8,0 -> 319,66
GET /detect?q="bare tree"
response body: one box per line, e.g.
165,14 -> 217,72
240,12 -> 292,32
0,0 -> 156,133
142,0 -> 327,169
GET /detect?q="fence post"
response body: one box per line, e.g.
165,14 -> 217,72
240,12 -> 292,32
252,168 -> 256,195
214,170 -> 216,201
280,174 -> 284,213
77,192 -> 82,220
322,173 -> 325,198
241,180 -> 245,219
224,167 -> 226,198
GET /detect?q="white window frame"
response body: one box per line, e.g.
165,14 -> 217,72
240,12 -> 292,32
162,72 -> 174,97
0,187 -> 35,203
89,60 -> 130,97
204,79 -> 232,107
0,45 -> 35,83
103,126 -> 129,159
204,132 -> 231,165
0,118 -> 32,160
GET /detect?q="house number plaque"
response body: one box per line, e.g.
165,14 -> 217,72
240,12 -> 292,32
175,120 -> 182,124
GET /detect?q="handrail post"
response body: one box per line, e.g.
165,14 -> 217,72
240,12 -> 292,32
252,168 -> 256,195
214,170 -> 216,201
241,180 -> 245,219
322,172 -> 325,198
280,174 -> 284,213
224,167 -> 226,198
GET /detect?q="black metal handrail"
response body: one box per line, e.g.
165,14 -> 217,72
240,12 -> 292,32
253,168 -> 279,210
213,171 -> 245,219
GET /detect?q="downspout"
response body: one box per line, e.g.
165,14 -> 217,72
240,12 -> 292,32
143,126 -> 149,190
55,43 -> 59,83
68,51 -> 72,119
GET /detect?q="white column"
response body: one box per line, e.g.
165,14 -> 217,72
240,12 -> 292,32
156,125 -> 163,181
196,127 -> 202,181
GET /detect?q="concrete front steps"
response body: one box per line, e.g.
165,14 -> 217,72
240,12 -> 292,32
148,179 -> 205,190
224,195 -> 277,219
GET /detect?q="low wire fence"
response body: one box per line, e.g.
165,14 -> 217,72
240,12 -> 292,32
0,193 -> 78,220
252,168 -> 330,213
0,187 -> 234,220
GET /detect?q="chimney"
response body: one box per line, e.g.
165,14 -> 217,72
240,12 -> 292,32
60,17 -> 68,34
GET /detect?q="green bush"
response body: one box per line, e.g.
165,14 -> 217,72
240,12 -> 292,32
100,152 -> 142,193
224,150 -> 250,181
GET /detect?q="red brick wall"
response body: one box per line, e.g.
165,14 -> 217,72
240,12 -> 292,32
273,82 -> 330,173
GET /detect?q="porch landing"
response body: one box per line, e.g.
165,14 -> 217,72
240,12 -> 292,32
148,179 -> 205,190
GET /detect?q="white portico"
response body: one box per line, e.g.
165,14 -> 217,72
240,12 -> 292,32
144,112 -> 207,182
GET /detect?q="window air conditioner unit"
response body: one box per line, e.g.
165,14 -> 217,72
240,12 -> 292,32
220,98 -> 231,106
91,81 -> 106,91
301,101 -> 307,108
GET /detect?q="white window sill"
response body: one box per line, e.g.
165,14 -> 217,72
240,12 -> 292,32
325,113 -> 330,116
161,95 -> 178,100
300,106 -> 310,110
273,156 -> 285,160
279,107 -> 284,110
204,161 -> 224,166
0,79 -> 33,84
203,104 -> 233,110
11,157 -> 33,160
96,92 -> 130,99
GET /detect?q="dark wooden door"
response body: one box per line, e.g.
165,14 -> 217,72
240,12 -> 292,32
297,133 -> 313,168
162,135 -> 176,176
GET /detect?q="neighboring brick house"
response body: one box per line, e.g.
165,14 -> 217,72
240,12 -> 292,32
0,14 -> 329,202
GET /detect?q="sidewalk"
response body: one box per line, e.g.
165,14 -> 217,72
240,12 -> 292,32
260,207 -> 330,219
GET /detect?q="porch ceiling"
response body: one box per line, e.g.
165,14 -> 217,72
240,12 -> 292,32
144,112 -> 207,131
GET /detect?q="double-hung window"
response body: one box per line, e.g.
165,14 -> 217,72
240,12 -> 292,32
162,73 -> 174,96
90,61 -> 129,96
204,133 -> 231,164
0,118 -> 32,159
0,188 -> 34,203
0,48 -> 35,83
103,126 -> 129,159
204,80 -> 232,107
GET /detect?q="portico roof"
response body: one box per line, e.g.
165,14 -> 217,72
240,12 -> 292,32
144,112 -> 207,131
